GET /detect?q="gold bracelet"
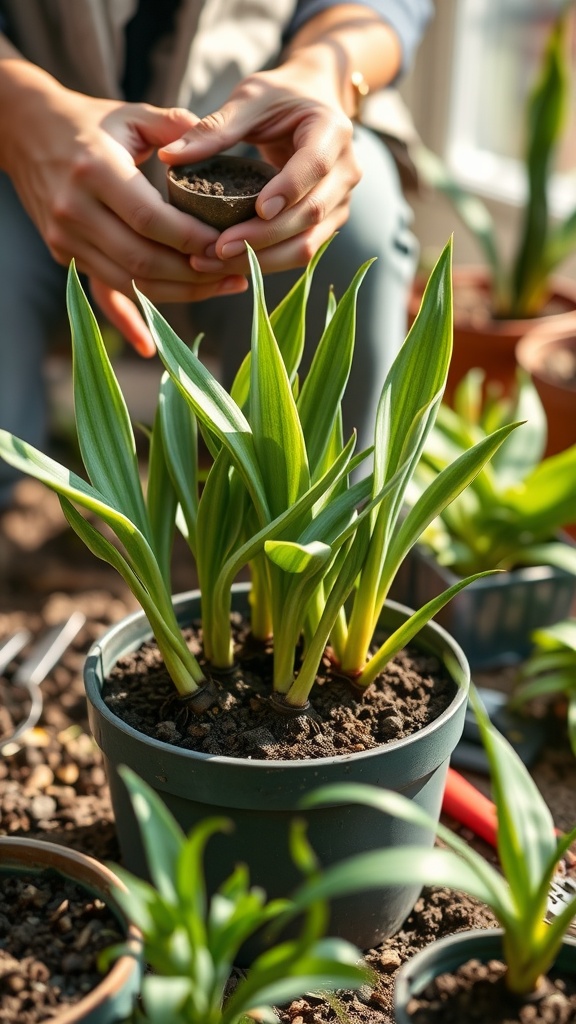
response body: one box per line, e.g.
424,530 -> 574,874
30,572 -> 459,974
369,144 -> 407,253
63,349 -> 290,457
350,70 -> 370,120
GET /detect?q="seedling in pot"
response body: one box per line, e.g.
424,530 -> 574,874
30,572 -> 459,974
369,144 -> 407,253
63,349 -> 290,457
411,4 -> 576,321
296,687 -> 576,996
0,238 -> 518,724
105,766 -> 370,1024
408,366 -> 576,577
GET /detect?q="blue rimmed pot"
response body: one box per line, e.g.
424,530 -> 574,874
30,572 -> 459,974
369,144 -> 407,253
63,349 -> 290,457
390,541 -> 576,669
0,836 -> 142,1023
394,928 -> 576,1023
84,583 -> 470,964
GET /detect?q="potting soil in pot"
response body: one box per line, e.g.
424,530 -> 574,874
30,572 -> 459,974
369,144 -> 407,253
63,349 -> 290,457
403,954 -> 576,1024
0,869 -> 124,1023
170,161 -> 270,198
101,617 -> 456,760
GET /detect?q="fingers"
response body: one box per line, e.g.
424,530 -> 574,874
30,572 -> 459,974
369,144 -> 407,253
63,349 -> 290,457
89,278 -> 156,357
191,188 -> 353,276
81,146 -> 220,257
88,270 -> 248,358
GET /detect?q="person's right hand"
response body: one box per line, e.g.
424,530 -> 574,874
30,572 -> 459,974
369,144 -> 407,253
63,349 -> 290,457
0,69 -> 248,353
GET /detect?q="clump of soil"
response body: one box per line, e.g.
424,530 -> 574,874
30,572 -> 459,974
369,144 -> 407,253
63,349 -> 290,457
102,615 -> 456,760
0,869 -> 124,1023
171,160 -> 270,197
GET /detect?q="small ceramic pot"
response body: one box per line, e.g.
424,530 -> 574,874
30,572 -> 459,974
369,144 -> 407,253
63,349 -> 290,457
0,836 -> 142,1023
516,314 -> 576,457
166,155 -> 277,230
408,267 -> 576,404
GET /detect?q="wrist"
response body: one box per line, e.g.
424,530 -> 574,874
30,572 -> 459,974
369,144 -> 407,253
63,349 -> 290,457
0,54 -> 67,171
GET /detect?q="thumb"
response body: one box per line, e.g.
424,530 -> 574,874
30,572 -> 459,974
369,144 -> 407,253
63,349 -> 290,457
135,105 -> 200,147
89,278 -> 156,359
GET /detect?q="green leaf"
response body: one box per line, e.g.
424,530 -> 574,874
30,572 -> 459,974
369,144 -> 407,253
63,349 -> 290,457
265,540 -> 332,575
385,422 -> 520,587
119,767 -> 187,904
157,373 -> 199,553
356,570 -> 499,687
140,976 -> 192,1023
296,259 -> 374,473
147,399 -> 178,585
247,247 -> 310,517
411,145 -> 503,303
230,239 -> 331,409
291,845 -> 506,919
470,689 -> 558,910
512,8 -> 570,314
502,443 -> 576,535
135,285 -> 269,522
67,263 -> 150,537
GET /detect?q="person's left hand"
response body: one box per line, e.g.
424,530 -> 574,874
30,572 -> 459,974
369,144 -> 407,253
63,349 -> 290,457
158,61 -> 362,277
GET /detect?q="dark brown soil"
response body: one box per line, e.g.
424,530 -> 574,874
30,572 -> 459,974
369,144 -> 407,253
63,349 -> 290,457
1,478 -> 576,1024
171,161 -> 270,197
103,620 -> 455,760
403,952 -> 576,1023
0,869 -> 124,1023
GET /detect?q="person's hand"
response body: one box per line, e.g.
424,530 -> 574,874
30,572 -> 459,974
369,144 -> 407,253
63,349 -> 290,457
158,60 -> 362,279
2,76 -> 248,353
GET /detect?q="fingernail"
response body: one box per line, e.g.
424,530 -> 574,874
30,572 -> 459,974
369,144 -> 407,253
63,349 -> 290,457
161,139 -> 187,154
203,243 -> 217,259
260,195 -> 286,219
219,276 -> 248,293
220,240 -> 246,259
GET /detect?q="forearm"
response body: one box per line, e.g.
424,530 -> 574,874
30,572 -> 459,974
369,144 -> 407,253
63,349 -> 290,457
279,5 -> 402,119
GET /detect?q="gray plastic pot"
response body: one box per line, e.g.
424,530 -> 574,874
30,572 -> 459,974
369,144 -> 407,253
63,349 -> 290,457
0,836 -> 142,1024
84,584 -> 469,962
394,928 -> 576,1023
390,542 -> 576,669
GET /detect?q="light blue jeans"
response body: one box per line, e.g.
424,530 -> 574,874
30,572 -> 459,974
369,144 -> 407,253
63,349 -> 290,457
0,126 -> 418,507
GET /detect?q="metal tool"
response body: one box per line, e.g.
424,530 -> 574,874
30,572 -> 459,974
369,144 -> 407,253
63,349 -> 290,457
0,629 -> 31,675
0,610 -> 86,752
443,767 -> 576,934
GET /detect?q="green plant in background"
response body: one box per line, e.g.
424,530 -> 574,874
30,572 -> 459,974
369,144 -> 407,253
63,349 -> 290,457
413,2 -> 576,319
105,766 -> 370,1024
511,618 -> 576,757
408,367 -> 576,576
0,238 -> 516,715
295,687 -> 576,996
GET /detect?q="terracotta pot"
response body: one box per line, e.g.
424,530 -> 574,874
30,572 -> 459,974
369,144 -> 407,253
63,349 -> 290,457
83,584 -> 470,964
515,313 -> 576,458
0,836 -> 142,1023
167,155 -> 277,230
408,267 -> 576,405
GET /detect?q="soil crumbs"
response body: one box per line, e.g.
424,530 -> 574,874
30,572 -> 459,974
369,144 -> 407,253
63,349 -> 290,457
172,161 -> 270,197
0,870 -> 124,1022
2,480 -> 576,1024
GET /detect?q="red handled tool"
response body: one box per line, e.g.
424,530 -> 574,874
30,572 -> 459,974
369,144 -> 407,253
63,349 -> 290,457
442,767 -> 576,933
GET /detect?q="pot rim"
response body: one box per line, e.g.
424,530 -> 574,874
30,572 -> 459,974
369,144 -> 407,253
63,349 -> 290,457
84,585 -> 470,772
0,835 -> 141,1024
395,926 -> 576,1018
